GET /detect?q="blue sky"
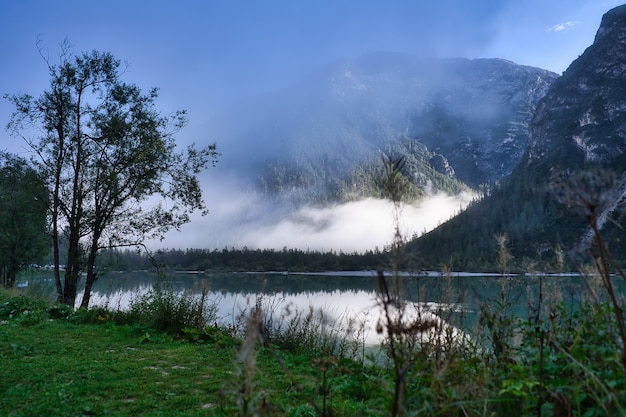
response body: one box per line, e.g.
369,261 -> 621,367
1,0 -> 624,151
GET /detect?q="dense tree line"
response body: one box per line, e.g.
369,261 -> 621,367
406,159 -> 619,272
97,246 -> 389,273
0,153 -> 49,287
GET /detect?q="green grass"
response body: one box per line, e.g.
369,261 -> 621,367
2,283 -> 626,416
0,290 -> 384,416
0,320 -> 232,416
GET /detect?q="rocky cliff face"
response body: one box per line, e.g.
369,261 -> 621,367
519,3 -> 626,254
526,4 -> 626,169
410,58 -> 555,188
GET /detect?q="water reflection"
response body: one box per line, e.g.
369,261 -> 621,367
20,270 -> 608,347
85,272 -> 384,343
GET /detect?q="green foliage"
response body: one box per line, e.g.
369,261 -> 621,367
126,285 -> 217,336
0,153 -> 49,288
68,306 -> 121,325
0,294 -> 48,321
478,293 -> 516,363
5,42 -> 218,307
180,325 -> 235,346
46,303 -> 74,320
99,246 -> 387,273
512,301 -> 626,416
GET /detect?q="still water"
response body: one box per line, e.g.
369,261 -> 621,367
83,271 -> 596,342
20,270 -> 601,345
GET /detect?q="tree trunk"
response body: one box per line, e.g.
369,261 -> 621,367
392,377 -> 406,417
1,269 -> 9,289
62,268 -> 80,308
6,262 -> 17,288
80,237 -> 101,309
52,227 -> 63,302
62,225 -> 83,307
0,247 -> 19,288
1,257 -> 19,288
52,108 -> 66,303
80,273 -> 94,309
61,88 -> 85,308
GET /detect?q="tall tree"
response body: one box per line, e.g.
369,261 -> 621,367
0,153 -> 49,288
5,42 -> 218,306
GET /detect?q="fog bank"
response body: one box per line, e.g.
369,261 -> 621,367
159,178 -> 475,253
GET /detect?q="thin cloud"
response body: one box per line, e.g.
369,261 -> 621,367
547,21 -> 581,32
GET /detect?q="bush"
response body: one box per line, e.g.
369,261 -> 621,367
0,294 -> 48,320
68,306 -> 122,324
126,285 -> 217,336
47,303 -> 74,320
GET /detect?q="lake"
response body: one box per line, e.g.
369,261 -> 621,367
19,270 -> 605,346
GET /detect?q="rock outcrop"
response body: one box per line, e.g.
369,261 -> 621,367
526,4 -> 626,168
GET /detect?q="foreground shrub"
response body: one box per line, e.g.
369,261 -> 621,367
512,301 -> 626,416
0,294 -> 48,320
126,284 -> 217,335
230,295 -> 369,362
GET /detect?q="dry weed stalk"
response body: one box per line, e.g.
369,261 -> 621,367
375,154 -> 443,417
376,270 -> 439,417
236,298 -> 264,417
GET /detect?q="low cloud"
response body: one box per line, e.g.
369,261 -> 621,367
239,194 -> 474,252
158,176 -> 475,253
547,21 -> 581,33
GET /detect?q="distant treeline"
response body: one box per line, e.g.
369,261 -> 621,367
98,247 -> 390,273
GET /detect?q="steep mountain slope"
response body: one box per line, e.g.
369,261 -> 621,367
410,4 -> 626,270
527,4 -> 626,170
409,58 -> 554,188
217,53 -> 557,206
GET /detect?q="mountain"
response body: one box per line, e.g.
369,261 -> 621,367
216,53 -> 557,206
409,58 -> 554,188
409,4 -> 626,270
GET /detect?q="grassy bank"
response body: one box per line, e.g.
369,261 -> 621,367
0,320 -> 386,416
0,290 -> 384,416
2,276 -> 626,416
